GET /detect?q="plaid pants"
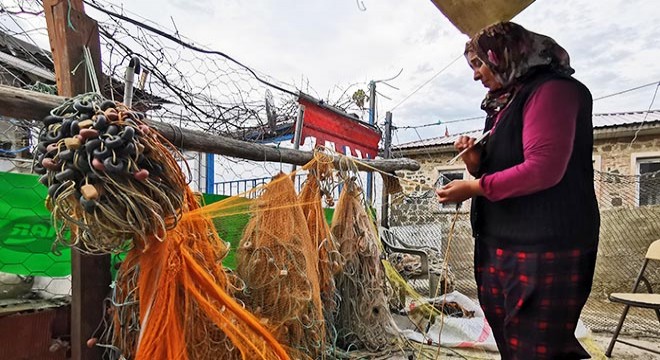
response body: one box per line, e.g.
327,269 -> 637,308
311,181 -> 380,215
475,241 -> 597,360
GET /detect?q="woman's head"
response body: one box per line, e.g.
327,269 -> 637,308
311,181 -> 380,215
466,50 -> 502,92
464,22 -> 573,91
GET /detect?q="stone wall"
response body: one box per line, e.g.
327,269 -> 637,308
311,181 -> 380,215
593,134 -> 660,175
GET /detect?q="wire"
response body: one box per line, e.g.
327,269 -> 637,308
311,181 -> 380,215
83,0 -> 298,97
629,82 -> 660,147
593,80 -> 660,101
389,54 -> 463,111
393,79 -> 660,132
395,116 -> 483,130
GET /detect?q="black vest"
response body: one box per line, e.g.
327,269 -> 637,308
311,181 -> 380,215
471,72 -> 600,251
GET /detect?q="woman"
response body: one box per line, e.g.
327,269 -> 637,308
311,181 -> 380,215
436,22 -> 600,359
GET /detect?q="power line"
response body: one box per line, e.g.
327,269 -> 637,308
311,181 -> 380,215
594,80 -> 660,101
394,115 -> 483,130
392,79 -> 660,131
629,82 -> 660,146
83,0 -> 298,97
389,54 -> 463,111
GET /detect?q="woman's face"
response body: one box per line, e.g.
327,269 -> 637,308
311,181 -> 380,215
467,52 -> 503,91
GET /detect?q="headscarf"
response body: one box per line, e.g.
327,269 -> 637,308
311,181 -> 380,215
465,22 -> 574,117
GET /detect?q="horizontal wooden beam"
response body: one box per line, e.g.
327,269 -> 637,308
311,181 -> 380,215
0,85 -> 420,172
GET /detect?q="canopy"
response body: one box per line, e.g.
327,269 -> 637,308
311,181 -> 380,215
430,0 -> 535,36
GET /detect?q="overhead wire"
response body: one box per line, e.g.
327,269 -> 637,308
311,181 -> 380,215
629,81 -> 660,147
391,79 -> 660,136
389,54 -> 463,111
82,0 -> 298,97
395,116 -> 483,130
594,79 -> 660,101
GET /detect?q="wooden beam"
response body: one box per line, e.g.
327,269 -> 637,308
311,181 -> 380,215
0,85 -> 420,172
0,84 -> 60,120
43,2 -> 109,360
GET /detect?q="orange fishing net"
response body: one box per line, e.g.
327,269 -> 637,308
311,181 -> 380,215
35,95 -> 290,360
112,188 -> 290,360
237,173 -> 325,359
299,156 -> 341,318
38,94 -> 419,359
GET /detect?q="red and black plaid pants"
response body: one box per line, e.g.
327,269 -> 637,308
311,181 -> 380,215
475,241 -> 597,360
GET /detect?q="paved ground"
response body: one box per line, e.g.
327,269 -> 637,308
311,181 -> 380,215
377,332 -> 660,359
591,332 -> 660,360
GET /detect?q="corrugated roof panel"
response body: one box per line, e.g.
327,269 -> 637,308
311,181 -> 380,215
592,110 -> 660,128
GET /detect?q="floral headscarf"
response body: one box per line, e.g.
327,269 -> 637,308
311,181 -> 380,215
465,22 -> 574,117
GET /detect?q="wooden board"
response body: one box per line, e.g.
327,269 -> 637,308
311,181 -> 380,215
430,0 -> 535,36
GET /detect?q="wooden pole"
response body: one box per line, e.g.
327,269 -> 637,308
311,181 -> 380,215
380,111 -> 393,228
44,0 -> 103,96
43,2 -> 110,359
0,85 -> 420,173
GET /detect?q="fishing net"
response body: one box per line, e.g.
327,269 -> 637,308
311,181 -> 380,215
34,93 -> 289,360
236,172 -> 325,359
298,156 -> 342,336
33,94 -> 187,253
31,92 -> 508,359
330,175 -> 403,353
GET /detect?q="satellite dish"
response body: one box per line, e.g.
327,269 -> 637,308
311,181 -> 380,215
265,89 -> 277,133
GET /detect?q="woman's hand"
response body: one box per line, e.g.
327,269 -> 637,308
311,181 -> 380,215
436,179 -> 484,204
454,135 -> 481,175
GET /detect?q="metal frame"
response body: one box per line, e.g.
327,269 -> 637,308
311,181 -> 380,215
379,227 -> 440,301
606,255 -> 660,357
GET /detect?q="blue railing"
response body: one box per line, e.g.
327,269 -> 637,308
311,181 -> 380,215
214,173 -> 307,198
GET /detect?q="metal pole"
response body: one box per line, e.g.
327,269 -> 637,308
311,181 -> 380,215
366,80 -> 376,202
291,104 -> 305,171
380,111 -> 392,228
123,57 -> 140,108
205,153 -> 214,193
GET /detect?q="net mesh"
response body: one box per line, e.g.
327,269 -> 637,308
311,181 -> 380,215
21,89 -> 437,358
390,169 -> 660,337
30,94 -> 292,359
330,175 -> 403,353
237,172 -> 324,359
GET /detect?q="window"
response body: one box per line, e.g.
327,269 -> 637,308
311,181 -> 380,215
638,157 -> 660,206
435,168 -> 467,210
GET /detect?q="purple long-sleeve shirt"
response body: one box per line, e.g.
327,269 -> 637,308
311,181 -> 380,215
479,80 -> 581,201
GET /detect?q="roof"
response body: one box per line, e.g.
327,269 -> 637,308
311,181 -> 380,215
0,30 -> 53,72
0,30 -> 170,108
395,109 -> 660,150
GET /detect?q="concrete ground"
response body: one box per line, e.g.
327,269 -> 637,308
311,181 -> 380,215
440,332 -> 660,359
591,332 -> 660,360
375,332 -> 660,359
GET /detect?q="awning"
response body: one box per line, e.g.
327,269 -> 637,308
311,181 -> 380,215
430,0 -> 536,36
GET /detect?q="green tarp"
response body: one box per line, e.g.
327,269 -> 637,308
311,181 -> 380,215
0,172 -> 71,277
0,172 -> 333,276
